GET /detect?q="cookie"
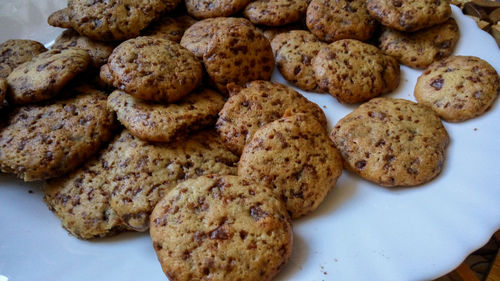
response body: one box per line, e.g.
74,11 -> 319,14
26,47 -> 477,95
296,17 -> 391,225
239,113 -> 343,218
272,30 -> 327,92
51,29 -> 115,68
47,7 -> 71,29
203,19 -> 274,93
330,97 -> 449,187
414,56 -> 500,122
7,48 -> 90,105
180,17 -> 251,59
59,0 -> 180,41
312,39 -> 400,104
0,85 -> 116,181
243,0 -> 308,26
306,0 -> 377,42
44,135 -> 129,240
0,78 -> 7,108
0,39 -> 47,78
101,36 -> 202,103
379,18 -> 459,69
150,175 -> 292,281
185,0 -> 250,19
216,80 -> 327,155
366,0 -> 452,32
7,48 -> 90,104
109,130 -> 239,231
143,15 -> 197,43
107,88 -> 225,142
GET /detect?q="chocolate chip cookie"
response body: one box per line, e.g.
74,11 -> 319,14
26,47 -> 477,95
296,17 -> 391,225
244,0 -> 308,26
101,36 -> 202,103
0,39 -> 47,78
366,0 -> 452,32
7,48 -> 90,105
312,39 -> 400,104
107,88 -> 224,142
379,18 -> 459,69
143,15 -> 197,43
0,85 -> 116,181
306,0 -> 377,42
239,113 -> 343,218
150,175 -> 292,281
331,97 -> 449,187
203,19 -> 274,93
272,30 -> 327,92
185,0 -> 251,19
414,56 -> 499,122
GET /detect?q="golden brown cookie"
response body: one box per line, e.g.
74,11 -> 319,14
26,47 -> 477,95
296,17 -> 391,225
7,48 -> 90,105
216,80 -> 327,155
243,0 -> 308,26
51,29 -> 115,68
50,0 -> 180,41
414,56 -> 499,122
47,7 -> 72,29
0,78 -> 7,108
366,0 -> 452,32
44,135 -> 129,240
379,18 -> 459,69
239,113 -> 343,218
272,30 -> 327,92
185,0 -> 251,19
101,36 -> 202,103
330,97 -> 449,187
0,85 -> 116,181
107,88 -> 225,142
312,39 -> 400,104
0,39 -> 47,78
143,15 -> 197,43
109,130 -> 239,231
203,19 -> 274,93
306,0 -> 377,42
150,175 -> 293,281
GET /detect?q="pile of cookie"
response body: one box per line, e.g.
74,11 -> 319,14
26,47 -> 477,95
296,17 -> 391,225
0,0 -> 499,280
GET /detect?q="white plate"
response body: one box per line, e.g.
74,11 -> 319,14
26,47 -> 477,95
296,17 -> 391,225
1,2 -> 499,281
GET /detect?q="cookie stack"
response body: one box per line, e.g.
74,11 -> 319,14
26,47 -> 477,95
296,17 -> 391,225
1,0 -> 499,280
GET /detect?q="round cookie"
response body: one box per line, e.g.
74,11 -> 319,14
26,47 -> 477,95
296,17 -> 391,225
0,39 -> 47,78
306,0 -> 377,43
7,48 -> 90,105
108,129 -> 239,231
65,0 -> 180,41
216,80 -> 327,155
107,88 -> 225,142
0,78 -> 7,108
272,30 -> 327,92
330,97 -> 449,187
180,18 -> 224,59
312,39 -> 400,104
203,19 -> 274,94
243,0 -> 308,26
366,0 -> 452,32
239,113 -> 343,218
101,36 -> 202,103
51,29 -> 115,68
143,15 -> 197,43
44,135 -> 130,240
185,0 -> 250,19
0,85 -> 116,181
150,175 -> 293,281
379,18 -> 459,69
414,56 -> 499,122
